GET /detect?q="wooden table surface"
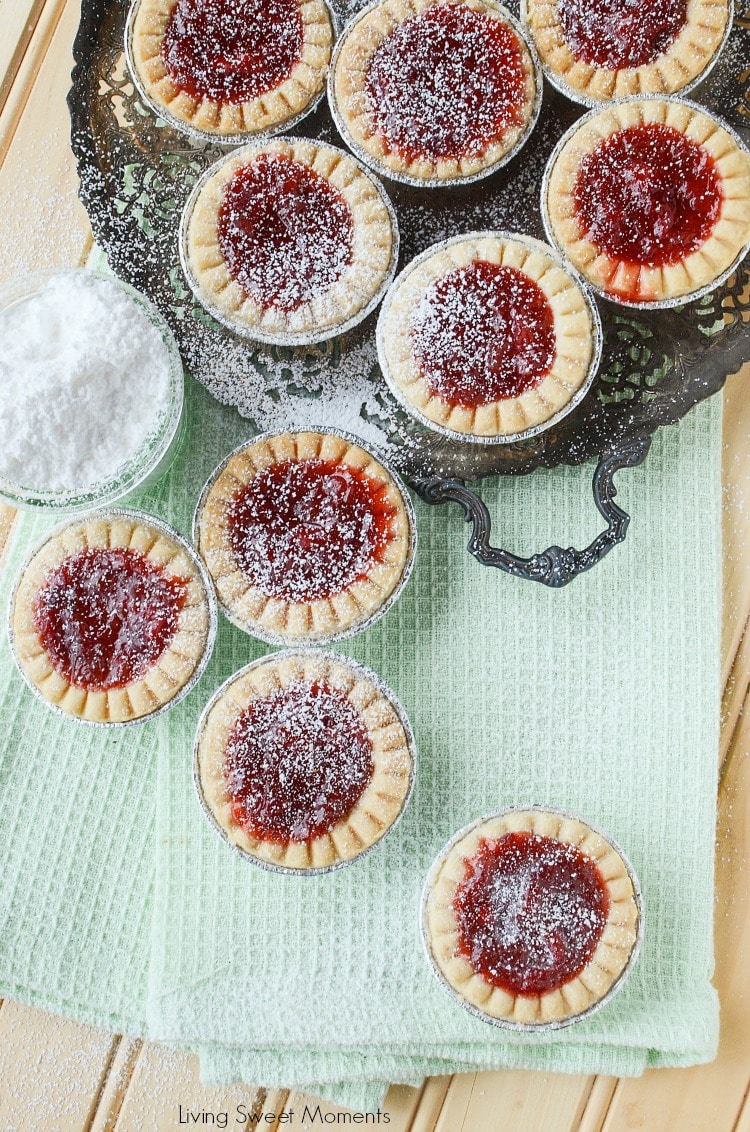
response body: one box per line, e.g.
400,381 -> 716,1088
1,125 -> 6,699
1,2 -> 749,1129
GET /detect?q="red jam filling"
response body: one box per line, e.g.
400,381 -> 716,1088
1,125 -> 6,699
161,0 -> 303,104
410,261 -> 556,408
573,123 -> 723,273
227,458 -> 398,603
365,5 -> 529,164
558,0 -> 687,70
224,681 -> 374,843
32,547 -> 187,692
217,155 -> 354,312
453,832 -> 610,997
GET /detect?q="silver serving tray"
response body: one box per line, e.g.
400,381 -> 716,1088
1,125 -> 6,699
68,0 -> 750,584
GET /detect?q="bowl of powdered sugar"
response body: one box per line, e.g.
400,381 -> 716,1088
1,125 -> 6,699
0,269 -> 184,512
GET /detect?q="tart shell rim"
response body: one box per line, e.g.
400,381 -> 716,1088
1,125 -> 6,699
193,647 -> 417,874
125,0 -> 338,144
192,426 -> 418,646
7,506 -> 218,728
421,805 -> 644,1030
540,94 -> 750,309
375,230 -> 603,445
326,0 -> 544,188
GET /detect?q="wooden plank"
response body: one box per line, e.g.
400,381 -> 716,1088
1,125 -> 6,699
0,1001 -> 116,1131
433,1073 -> 477,1132
0,0 -> 91,280
382,1083 -> 424,1131
577,1078 -> 618,1132
721,363 -> 750,687
255,1088 -> 291,1132
434,1071 -> 596,1132
406,1077 -> 452,1132
0,0 -> 68,160
720,617 -> 750,774
0,0 -> 747,1128
109,1041 -> 266,1131
598,690 -> 750,1132
0,0 -> 49,112
733,1089 -> 750,1132
0,0 -> 93,578
89,1038 -> 142,1132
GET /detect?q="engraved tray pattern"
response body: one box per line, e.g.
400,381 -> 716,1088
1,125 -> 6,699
68,0 -> 750,584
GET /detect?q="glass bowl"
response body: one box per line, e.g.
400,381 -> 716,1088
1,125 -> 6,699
0,268 -> 185,513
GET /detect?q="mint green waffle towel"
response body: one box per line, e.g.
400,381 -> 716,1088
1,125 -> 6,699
0,364 -> 721,1111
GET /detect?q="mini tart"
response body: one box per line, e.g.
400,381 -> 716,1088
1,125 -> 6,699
196,651 -> 414,871
330,0 -> 539,184
377,233 -> 598,441
524,0 -> 730,105
128,0 -> 334,138
194,430 -> 415,644
182,138 -> 397,343
544,98 -> 750,306
423,809 -> 641,1027
10,512 -> 214,724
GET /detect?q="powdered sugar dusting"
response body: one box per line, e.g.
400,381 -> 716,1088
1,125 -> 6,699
365,4 -> 528,162
162,0 -> 304,103
218,155 -> 354,312
180,324 -> 393,451
227,457 -> 397,602
574,122 -> 724,270
411,261 -> 556,406
454,832 -> 610,996
225,681 -> 374,842
558,0 -> 687,70
73,0 -> 750,482
33,547 -> 187,692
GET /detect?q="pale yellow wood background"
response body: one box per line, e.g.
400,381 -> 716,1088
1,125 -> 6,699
0,2 -> 748,1128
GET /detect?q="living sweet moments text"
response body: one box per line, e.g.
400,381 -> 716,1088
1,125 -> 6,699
177,1103 -> 391,1126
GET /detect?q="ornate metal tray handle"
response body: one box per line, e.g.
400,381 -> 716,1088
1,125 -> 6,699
414,436 -> 652,587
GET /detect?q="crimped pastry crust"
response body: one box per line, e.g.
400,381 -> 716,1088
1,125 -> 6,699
545,98 -> 750,305
129,0 -> 334,137
184,138 -> 396,340
196,651 -> 414,869
331,0 -> 538,183
377,233 -> 597,439
524,0 -> 730,104
424,809 -> 640,1026
195,430 -> 414,643
11,514 -> 213,724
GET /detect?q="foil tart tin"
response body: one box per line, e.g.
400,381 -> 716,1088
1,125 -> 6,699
193,647 -> 417,875
192,426 -> 418,647
7,507 -> 219,729
376,230 -> 603,446
519,0 -> 734,111
0,269 -> 185,514
327,0 -> 544,189
124,0 -> 339,147
421,805 -> 644,1031
540,95 -> 750,311
178,136 -> 400,346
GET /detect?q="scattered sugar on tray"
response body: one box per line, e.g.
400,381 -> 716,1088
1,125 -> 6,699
0,272 -> 172,492
184,321 -> 390,451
